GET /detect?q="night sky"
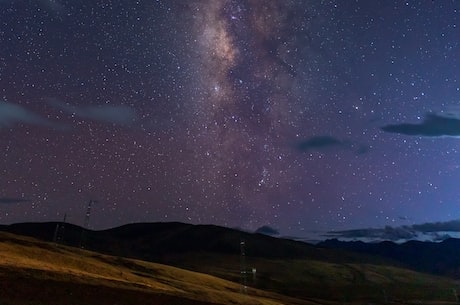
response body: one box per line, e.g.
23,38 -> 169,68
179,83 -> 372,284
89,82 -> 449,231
0,0 -> 459,239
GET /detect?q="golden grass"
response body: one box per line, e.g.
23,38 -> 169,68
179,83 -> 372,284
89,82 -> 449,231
0,232 -> 315,305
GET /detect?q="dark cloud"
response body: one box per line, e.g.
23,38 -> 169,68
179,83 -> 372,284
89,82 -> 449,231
296,136 -> 347,151
381,113 -> 460,136
255,225 -> 280,236
0,101 -> 65,129
0,197 -> 29,204
296,135 -> 369,155
325,219 -> 460,242
355,144 -> 370,155
48,99 -> 137,126
412,219 -> 460,232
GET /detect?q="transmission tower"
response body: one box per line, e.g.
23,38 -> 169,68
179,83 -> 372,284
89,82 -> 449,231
53,213 -> 67,244
80,200 -> 96,249
240,240 -> 247,293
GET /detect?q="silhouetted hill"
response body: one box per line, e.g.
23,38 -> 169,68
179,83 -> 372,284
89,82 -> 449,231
10,221 -> 460,279
318,238 -> 460,278
0,222 -> 383,264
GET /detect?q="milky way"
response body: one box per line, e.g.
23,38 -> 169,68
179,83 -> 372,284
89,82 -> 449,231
0,0 -> 459,238
177,0 -> 314,225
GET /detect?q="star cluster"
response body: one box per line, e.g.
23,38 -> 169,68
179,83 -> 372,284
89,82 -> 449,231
0,0 -> 459,237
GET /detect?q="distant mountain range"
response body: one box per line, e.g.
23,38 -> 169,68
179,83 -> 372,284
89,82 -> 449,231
2,221 -> 460,279
318,238 -> 460,278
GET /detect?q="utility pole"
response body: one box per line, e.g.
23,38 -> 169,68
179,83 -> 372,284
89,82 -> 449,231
80,200 -> 96,249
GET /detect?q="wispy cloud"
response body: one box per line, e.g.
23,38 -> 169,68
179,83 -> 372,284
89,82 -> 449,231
39,0 -> 66,13
325,219 -> 460,242
381,113 -> 460,137
0,101 -> 64,129
0,0 -> 66,13
0,197 -> 29,204
0,99 -> 137,129
49,99 -> 137,125
325,226 -> 417,241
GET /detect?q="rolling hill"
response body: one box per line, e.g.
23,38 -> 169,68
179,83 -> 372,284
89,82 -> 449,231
0,231 -> 312,305
1,222 -> 460,304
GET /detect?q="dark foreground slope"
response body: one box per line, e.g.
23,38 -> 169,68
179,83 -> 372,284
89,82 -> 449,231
1,222 -> 460,303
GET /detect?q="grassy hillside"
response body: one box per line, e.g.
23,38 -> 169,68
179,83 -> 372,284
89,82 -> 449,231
0,232 -> 313,305
159,252 -> 460,303
2,223 -> 460,304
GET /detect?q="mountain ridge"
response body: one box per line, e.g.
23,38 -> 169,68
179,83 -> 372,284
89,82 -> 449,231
318,237 -> 460,278
0,221 -> 390,263
3,221 -> 460,279
2,222 -> 460,303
